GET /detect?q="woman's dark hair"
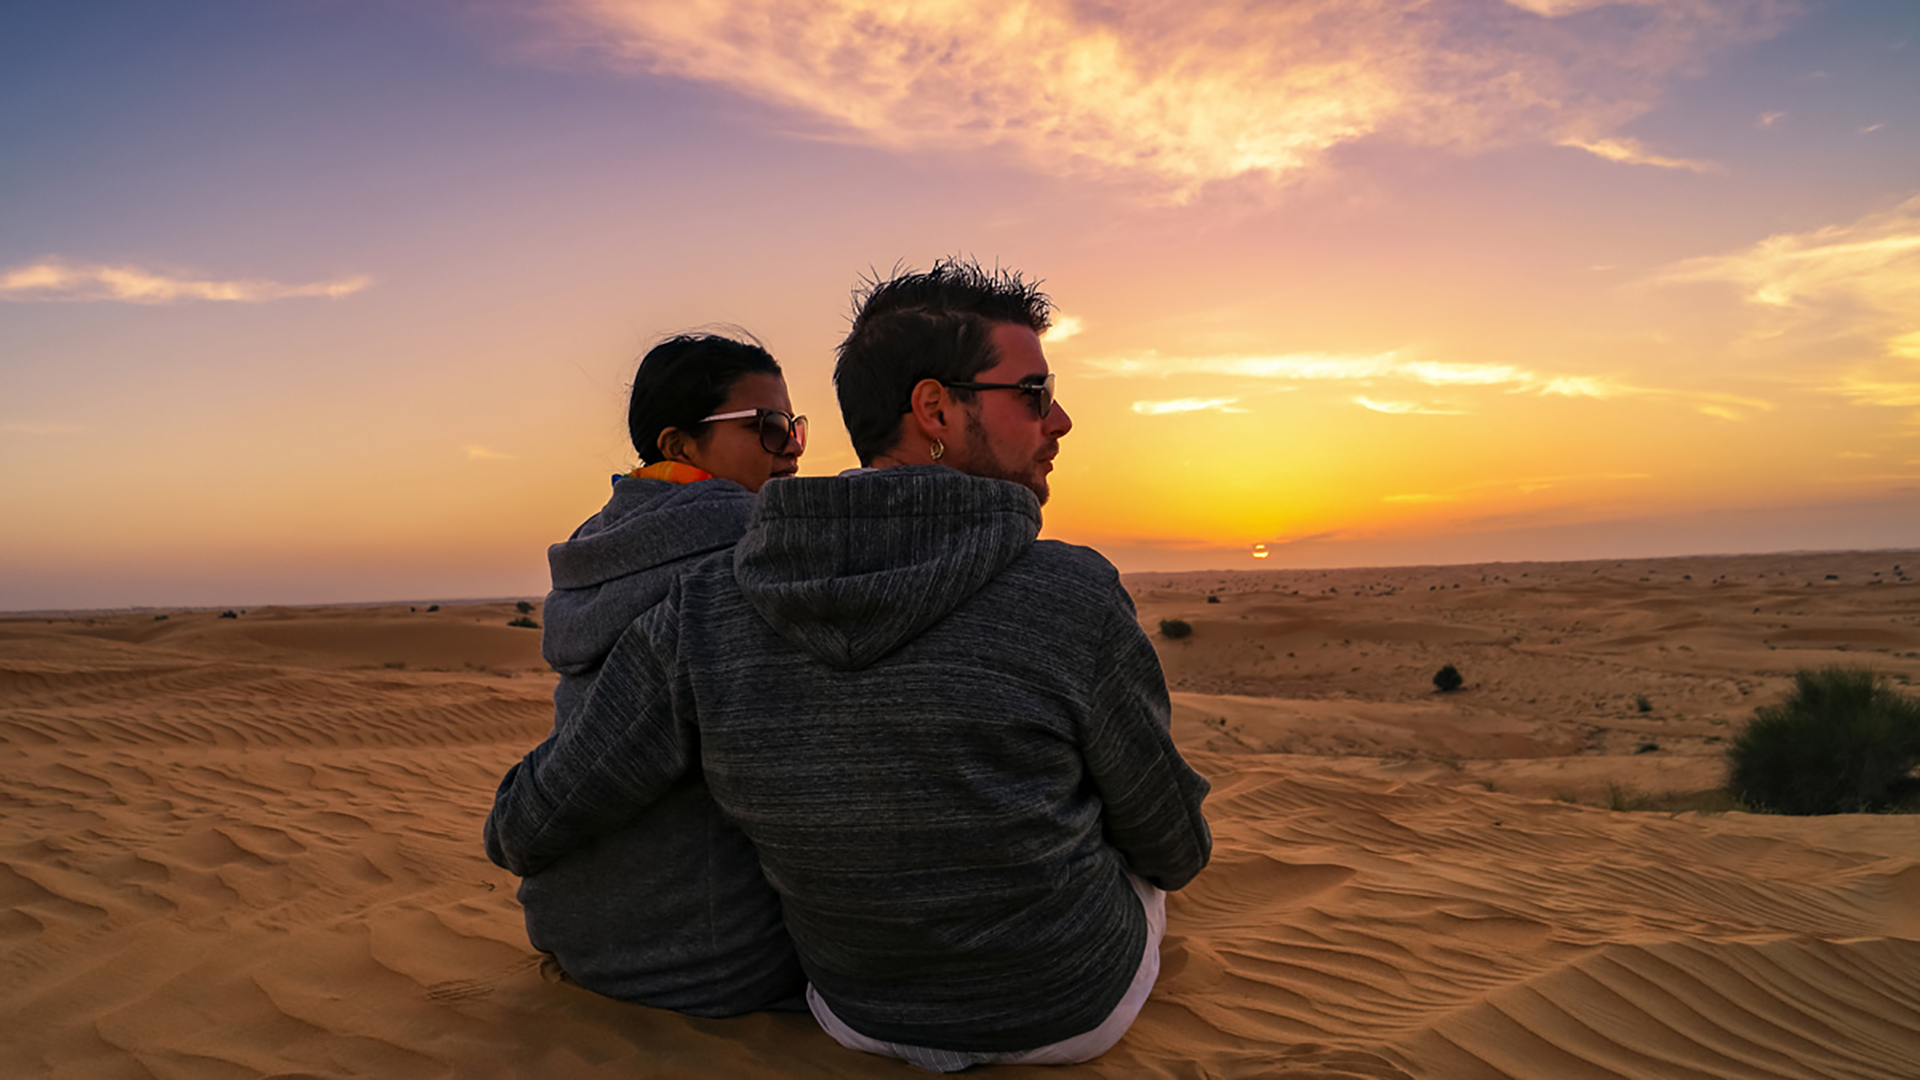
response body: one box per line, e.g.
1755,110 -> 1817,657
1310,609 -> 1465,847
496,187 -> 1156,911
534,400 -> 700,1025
834,257 -> 1051,465
627,332 -> 781,464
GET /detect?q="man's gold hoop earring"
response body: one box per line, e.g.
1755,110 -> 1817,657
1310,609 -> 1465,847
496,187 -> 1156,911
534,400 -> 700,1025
929,439 -> 945,462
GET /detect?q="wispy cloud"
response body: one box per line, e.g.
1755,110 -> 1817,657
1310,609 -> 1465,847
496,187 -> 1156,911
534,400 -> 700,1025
1828,378 -> 1920,409
1042,314 -> 1084,344
1385,471 -> 1649,505
1860,122 -> 1886,134
466,446 -> 518,462
1083,347 -> 1772,419
1654,195 -> 1920,312
1355,396 -> 1464,416
1087,350 -> 1602,393
1654,194 -> 1920,414
1132,397 -> 1246,415
0,260 -> 370,304
1756,111 -> 1786,128
1559,136 -> 1716,172
542,0 -> 1786,195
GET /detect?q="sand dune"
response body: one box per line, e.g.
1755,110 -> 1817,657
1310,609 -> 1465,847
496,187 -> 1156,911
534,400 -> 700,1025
3,554 -> 1918,1078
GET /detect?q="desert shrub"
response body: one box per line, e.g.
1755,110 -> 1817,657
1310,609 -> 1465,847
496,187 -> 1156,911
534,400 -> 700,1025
1607,783 -> 1646,811
1727,668 -> 1920,815
1158,618 -> 1192,640
1433,664 -> 1463,693
1206,595 -> 1221,604
219,610 -> 238,619
515,600 -> 534,615
426,604 -> 440,612
1636,694 -> 1652,713
508,616 -> 540,629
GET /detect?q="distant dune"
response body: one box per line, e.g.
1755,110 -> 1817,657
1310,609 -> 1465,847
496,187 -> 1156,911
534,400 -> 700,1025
3,551 -> 1918,1078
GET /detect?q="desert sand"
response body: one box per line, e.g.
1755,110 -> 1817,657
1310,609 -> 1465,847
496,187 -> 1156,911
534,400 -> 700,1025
3,550 -> 1918,1078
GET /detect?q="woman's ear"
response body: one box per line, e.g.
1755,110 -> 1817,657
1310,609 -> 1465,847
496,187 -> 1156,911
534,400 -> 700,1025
656,426 -> 696,465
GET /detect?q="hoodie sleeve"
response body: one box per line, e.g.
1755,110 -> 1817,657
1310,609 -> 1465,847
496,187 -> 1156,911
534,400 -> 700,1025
1079,581 -> 1212,891
483,597 -> 695,877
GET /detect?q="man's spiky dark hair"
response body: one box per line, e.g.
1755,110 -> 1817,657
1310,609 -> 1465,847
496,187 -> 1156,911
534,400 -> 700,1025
834,256 -> 1053,464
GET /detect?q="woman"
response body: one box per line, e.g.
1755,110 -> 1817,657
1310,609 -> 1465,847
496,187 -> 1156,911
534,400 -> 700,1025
486,332 -> 808,1015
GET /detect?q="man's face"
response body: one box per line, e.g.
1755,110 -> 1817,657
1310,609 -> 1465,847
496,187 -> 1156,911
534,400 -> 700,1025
946,323 -> 1073,504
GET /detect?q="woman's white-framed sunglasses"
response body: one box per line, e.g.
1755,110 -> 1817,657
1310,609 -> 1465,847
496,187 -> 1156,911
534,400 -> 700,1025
699,408 -> 808,454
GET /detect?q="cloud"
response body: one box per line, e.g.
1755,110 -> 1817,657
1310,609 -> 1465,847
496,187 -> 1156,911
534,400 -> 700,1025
1860,122 -> 1886,134
1132,397 -> 1245,415
1354,396 -> 1465,416
1653,195 -> 1920,313
466,446 -> 518,461
1042,315 -> 1084,344
1559,136 -> 1716,171
1757,111 -> 1785,128
0,421 -> 86,435
1087,349 -> 1596,393
543,0 -> 1787,195
1655,195 -> 1920,414
0,260 -> 370,304
1264,530 -> 1346,547
1384,471 -> 1649,505
1083,346 -> 1773,420
1828,378 -> 1920,409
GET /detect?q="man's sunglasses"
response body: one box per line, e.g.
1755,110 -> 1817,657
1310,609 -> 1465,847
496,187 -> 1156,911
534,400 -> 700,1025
698,408 -> 808,454
938,372 -> 1056,419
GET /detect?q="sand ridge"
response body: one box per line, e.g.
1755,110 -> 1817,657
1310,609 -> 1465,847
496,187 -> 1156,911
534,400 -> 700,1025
3,555 -> 1918,1078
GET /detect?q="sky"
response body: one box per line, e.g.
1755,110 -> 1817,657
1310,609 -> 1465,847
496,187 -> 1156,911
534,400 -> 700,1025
2,0 -> 1917,610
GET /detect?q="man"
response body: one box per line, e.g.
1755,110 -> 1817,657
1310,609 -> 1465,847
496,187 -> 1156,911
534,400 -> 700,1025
486,257 -> 1210,1068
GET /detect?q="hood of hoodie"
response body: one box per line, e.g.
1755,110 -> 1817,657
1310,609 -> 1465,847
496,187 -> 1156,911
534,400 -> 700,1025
543,475 -> 754,675
733,466 -> 1040,671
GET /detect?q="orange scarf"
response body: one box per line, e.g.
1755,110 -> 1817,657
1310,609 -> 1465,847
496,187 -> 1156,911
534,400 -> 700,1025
629,461 -> 713,484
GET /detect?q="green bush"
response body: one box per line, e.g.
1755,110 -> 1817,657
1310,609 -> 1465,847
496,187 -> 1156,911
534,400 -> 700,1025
1727,668 -> 1920,815
1158,618 -> 1193,640
507,616 -> 540,629
1433,664 -> 1463,693
515,600 -> 535,615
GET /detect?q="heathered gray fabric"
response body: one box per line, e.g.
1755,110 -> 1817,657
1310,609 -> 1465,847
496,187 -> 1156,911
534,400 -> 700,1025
485,466 -> 1211,1051
541,474 -> 754,700
484,473 -> 803,1017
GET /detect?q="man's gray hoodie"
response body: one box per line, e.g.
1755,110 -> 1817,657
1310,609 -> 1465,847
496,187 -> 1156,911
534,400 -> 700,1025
487,466 -> 1211,1052
485,474 -> 803,1016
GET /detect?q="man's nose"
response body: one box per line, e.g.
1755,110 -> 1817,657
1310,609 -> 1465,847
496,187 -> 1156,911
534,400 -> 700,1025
1046,400 -> 1072,437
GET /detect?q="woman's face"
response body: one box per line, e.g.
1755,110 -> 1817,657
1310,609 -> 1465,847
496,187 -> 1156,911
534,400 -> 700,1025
672,372 -> 803,492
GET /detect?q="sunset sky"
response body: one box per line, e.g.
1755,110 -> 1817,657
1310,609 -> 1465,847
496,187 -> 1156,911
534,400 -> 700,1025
3,0 -> 1917,609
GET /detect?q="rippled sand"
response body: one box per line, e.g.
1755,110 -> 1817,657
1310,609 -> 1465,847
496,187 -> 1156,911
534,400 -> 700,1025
4,551 -> 1917,1078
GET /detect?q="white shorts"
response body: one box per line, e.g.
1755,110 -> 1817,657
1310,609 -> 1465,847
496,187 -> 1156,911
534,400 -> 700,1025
807,873 -> 1168,1072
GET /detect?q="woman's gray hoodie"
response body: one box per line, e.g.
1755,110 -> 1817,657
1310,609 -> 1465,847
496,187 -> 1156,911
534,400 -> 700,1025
487,467 -> 1210,1051
486,474 -> 803,1016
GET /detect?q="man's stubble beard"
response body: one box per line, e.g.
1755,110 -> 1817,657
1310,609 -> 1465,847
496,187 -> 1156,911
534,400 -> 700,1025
956,409 -> 1051,506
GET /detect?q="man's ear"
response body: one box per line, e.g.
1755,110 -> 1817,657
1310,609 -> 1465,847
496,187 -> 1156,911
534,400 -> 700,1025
906,378 -> 953,440
656,426 -> 696,464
